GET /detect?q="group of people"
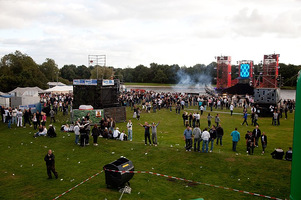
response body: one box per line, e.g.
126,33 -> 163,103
34,124 -> 57,138
182,112 -> 221,128
139,121 -> 160,146
72,115 -> 128,147
183,124 -> 224,153
0,106 -> 50,129
230,126 -> 267,154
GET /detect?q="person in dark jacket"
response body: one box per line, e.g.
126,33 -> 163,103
44,149 -> 58,179
216,124 -> 224,146
92,124 -> 100,146
47,124 -> 57,138
285,147 -> 292,161
245,131 -> 255,155
261,132 -> 267,154
209,125 -> 217,152
252,125 -> 261,147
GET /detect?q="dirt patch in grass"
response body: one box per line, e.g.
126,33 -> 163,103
166,178 -> 176,182
225,157 -> 236,162
21,185 -> 36,198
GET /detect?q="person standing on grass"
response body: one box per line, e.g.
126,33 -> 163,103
252,125 -> 261,147
92,124 -> 100,146
50,109 -> 55,123
127,120 -> 133,141
44,149 -> 58,179
245,131 -> 255,155
230,104 -> 234,116
215,114 -> 220,127
272,110 -> 278,126
12,107 -> 17,125
182,112 -> 188,126
209,125 -> 217,152
192,125 -> 202,152
7,109 -> 12,129
241,112 -> 248,126
261,132 -> 267,154
32,113 -> 38,130
139,122 -> 151,145
17,109 -> 23,127
201,128 -> 210,153
231,128 -> 240,152
216,124 -> 224,146
253,113 -> 259,126
207,113 -> 212,128
24,109 -> 32,128
151,121 -> 160,146
74,123 -> 80,145
41,113 -> 47,127
183,125 -> 193,151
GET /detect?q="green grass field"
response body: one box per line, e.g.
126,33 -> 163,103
0,106 -> 294,200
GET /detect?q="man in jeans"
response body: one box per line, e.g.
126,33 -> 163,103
201,128 -> 210,153
127,120 -> 133,141
183,126 -> 193,151
231,128 -> 240,152
216,124 -> 224,146
192,125 -> 202,152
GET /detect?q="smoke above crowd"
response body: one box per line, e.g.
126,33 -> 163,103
172,69 -> 212,92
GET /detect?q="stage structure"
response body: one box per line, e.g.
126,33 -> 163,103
216,56 -> 232,89
253,54 -> 281,116
88,55 -> 106,79
255,54 -> 280,88
236,60 -> 254,85
72,79 -> 126,122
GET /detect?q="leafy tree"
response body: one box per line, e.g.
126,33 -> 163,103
75,65 -> 91,79
279,63 -> 300,87
90,66 -> 113,79
153,69 -> 168,83
60,64 -> 76,81
39,58 -> 59,82
0,51 -> 47,92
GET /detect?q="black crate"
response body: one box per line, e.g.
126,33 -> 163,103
103,158 -> 134,188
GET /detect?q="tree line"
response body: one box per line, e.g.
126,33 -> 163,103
0,51 -> 300,93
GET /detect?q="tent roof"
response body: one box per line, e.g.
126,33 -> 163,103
45,85 -> 73,93
47,82 -> 66,86
9,87 -> 45,96
0,91 -> 12,98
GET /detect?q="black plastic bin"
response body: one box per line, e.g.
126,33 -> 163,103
103,158 -> 134,188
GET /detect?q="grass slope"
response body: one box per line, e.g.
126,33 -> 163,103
0,106 -> 293,200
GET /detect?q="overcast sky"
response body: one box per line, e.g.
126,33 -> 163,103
0,0 -> 300,68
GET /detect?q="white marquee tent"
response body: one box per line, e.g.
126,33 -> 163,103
45,85 -> 73,93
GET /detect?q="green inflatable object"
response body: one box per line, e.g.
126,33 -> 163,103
290,72 -> 301,200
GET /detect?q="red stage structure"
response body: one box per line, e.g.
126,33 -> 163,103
255,54 -> 280,88
216,56 -> 232,89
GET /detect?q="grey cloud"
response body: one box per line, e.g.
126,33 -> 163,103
231,8 -> 301,38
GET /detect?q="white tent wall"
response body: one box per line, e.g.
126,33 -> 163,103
0,97 -> 9,107
11,96 -> 40,108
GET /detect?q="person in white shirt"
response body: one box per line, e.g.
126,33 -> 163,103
119,130 -> 127,141
200,106 -> 204,115
12,108 -> 17,125
230,104 -> 234,116
17,109 -> 23,127
113,127 -> 120,139
34,125 -> 47,137
201,128 -> 210,153
74,124 -> 80,145
127,120 -> 133,141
